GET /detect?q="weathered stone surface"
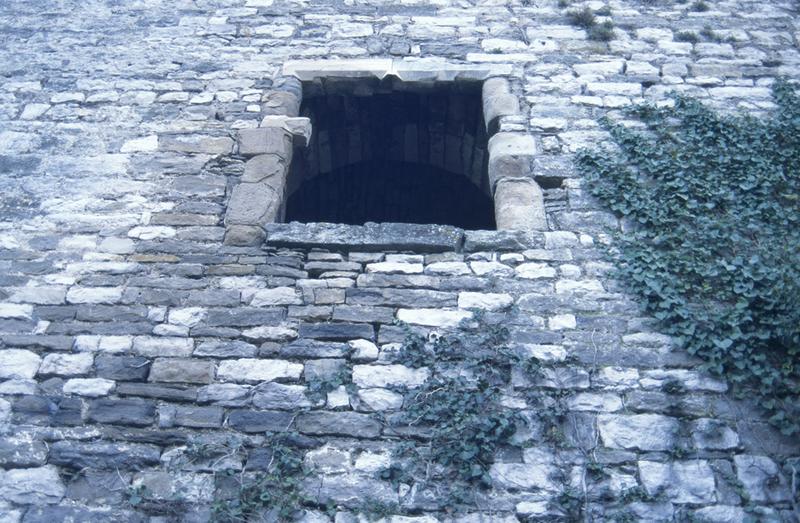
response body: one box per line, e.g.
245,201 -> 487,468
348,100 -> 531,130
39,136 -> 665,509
296,411 -> 381,438
0,465 -> 65,504
132,471 -> 214,502
397,308 -> 471,327
303,474 -> 397,507
494,177 -> 547,231
242,154 -> 287,183
299,322 -> 374,341
252,382 -> 314,410
490,448 -> 556,491
227,409 -> 293,432
48,441 -> 160,470
352,365 -> 429,388
691,418 -> 740,450
0,434 -> 48,467
194,340 -> 257,358
38,353 -> 93,376
132,336 -> 193,357
598,414 -> 680,451
0,349 -> 41,379
734,454 -> 791,502
246,286 -> 302,306
349,339 -> 379,361
265,222 -> 463,252
217,358 -> 303,383
638,460 -> 716,503
355,388 -> 404,411
63,378 -> 115,396
149,358 -> 215,384
457,292 -> 513,311
88,398 -> 156,426
225,181 -> 280,225
238,127 -> 291,156
173,405 -> 224,428
197,383 -> 251,406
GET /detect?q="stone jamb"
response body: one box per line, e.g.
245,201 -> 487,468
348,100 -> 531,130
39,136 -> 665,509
223,59 -> 547,246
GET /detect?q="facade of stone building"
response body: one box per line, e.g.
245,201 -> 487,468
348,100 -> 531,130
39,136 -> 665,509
0,0 -> 799,521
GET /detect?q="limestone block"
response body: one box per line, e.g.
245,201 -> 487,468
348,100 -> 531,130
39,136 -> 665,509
39,353 -> 93,376
197,383 -> 251,406
158,135 -> 233,154
149,358 -> 215,384
241,325 -> 298,341
598,414 -> 680,451
566,392 -> 623,412
348,339 -> 379,361
487,133 -> 536,187
734,455 -> 792,502
245,286 -> 302,306
352,364 -> 429,388
132,472 -> 213,503
0,349 -> 41,379
366,262 -> 423,274
690,418 -> 740,450
638,460 -> 716,503
396,308 -> 472,328
0,466 -> 65,504
261,91 -> 301,117
494,178 -> 547,231
216,358 -> 303,383
259,116 -> 312,146
63,378 -> 115,397
283,59 -> 394,81
457,292 -> 513,311
253,382 -> 315,410
355,388 -> 404,411
242,154 -> 287,185
223,225 -> 265,246
482,77 -> 520,132
237,127 -> 292,157
224,181 -> 280,226
132,337 -> 194,357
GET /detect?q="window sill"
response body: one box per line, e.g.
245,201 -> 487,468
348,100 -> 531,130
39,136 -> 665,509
264,222 -> 542,253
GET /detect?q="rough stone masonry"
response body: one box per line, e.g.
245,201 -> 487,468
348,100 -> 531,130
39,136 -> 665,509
0,0 -> 799,521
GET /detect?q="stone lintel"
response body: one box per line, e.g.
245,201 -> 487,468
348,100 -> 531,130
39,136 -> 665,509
282,59 -> 512,83
264,222 -> 465,253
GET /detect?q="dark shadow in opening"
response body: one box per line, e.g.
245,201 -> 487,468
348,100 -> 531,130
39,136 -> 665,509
285,160 -> 496,230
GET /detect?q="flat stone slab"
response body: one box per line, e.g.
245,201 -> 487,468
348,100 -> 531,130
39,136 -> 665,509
264,222 -> 464,252
282,59 -> 512,82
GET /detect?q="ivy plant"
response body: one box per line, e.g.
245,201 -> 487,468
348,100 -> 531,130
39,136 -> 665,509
575,80 -> 800,434
388,314 -> 523,509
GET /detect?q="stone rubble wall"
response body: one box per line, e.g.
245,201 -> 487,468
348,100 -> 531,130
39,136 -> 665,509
0,0 -> 799,521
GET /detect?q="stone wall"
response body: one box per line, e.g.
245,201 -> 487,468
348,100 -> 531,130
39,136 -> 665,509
0,0 -> 799,521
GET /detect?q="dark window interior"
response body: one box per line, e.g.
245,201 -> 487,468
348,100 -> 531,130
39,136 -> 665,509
284,80 -> 495,230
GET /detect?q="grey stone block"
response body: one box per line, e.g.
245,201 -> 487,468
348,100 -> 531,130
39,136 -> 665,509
48,441 -> 161,470
116,382 -> 198,402
237,127 -> 292,157
149,358 -> 215,384
296,411 -> 382,438
494,177 -> 548,231
227,409 -> 294,432
173,406 -> 224,428
265,222 -> 464,253
299,322 -> 374,341
88,398 -> 156,426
